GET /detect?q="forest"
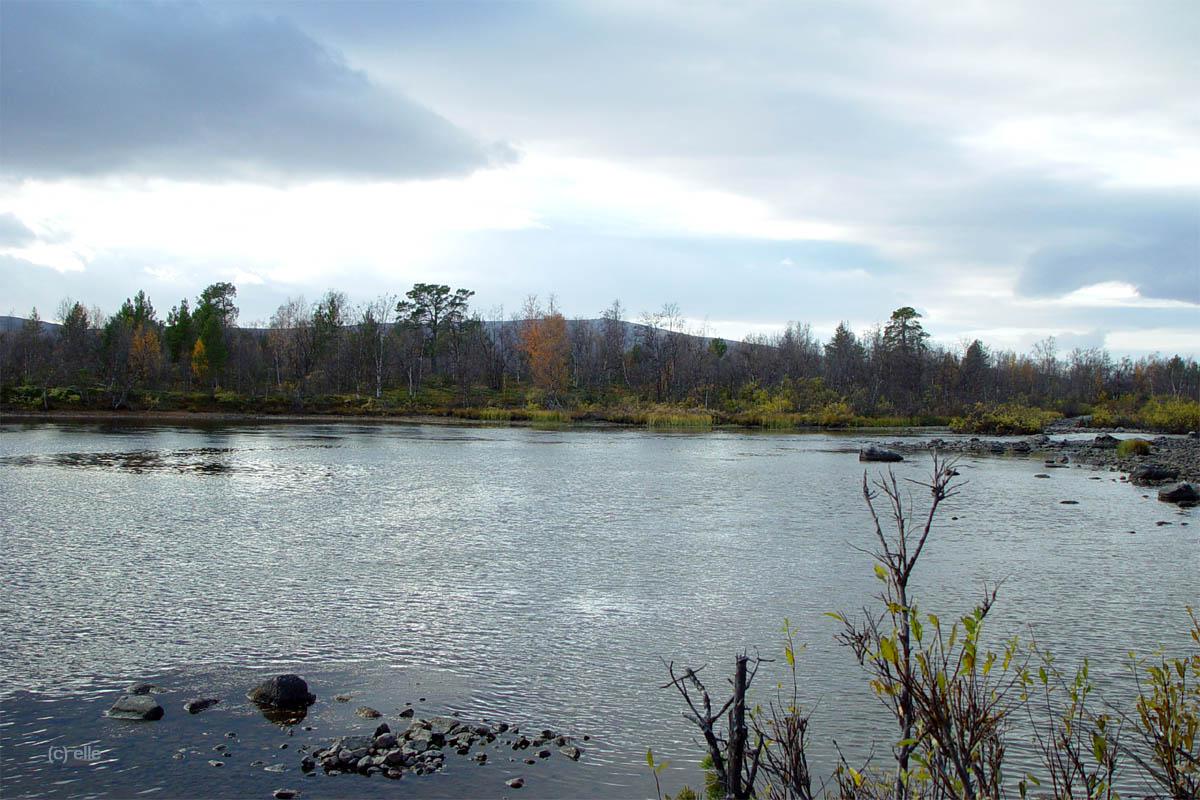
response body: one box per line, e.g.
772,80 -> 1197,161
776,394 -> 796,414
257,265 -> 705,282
2,281 -> 1198,433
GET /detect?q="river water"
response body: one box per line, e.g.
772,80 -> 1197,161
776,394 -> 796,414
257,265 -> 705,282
0,420 -> 1195,798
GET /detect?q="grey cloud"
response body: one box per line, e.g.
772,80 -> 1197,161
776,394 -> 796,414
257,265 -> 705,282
0,213 -> 37,247
0,1 -> 516,181
1015,192 -> 1199,304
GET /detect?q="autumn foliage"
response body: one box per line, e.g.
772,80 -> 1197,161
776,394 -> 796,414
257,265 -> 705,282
519,297 -> 570,406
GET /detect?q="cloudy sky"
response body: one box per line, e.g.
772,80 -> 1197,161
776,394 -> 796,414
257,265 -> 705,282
1,0 -> 1197,358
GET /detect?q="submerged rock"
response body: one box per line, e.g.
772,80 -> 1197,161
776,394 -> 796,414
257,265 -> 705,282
183,697 -> 221,714
125,682 -> 167,695
107,694 -> 164,720
355,706 -> 381,719
248,675 -> 316,709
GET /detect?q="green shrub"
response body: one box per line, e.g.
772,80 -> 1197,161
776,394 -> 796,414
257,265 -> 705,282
1089,405 -> 1117,428
1116,438 -> 1151,456
950,402 -> 1062,435
1134,396 -> 1200,434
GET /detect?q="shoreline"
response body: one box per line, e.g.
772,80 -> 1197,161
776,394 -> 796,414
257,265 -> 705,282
4,407 -> 1195,484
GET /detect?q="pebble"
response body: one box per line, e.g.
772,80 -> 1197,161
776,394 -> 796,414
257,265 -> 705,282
506,777 -> 525,789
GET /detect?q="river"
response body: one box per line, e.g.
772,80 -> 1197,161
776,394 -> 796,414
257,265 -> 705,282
0,420 -> 1195,798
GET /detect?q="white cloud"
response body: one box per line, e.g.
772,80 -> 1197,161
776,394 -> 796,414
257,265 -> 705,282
959,117 -> 1200,189
1105,328 -> 1200,356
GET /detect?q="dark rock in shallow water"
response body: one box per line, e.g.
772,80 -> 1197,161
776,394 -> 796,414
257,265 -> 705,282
125,682 -> 166,695
183,697 -> 220,714
1131,465 -> 1179,486
859,445 -> 903,463
248,675 -> 316,709
1158,482 -> 1199,504
1093,434 -> 1120,448
107,694 -> 164,720
355,705 -> 381,719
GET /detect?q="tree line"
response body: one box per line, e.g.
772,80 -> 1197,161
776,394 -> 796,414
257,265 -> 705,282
2,281 -> 1197,427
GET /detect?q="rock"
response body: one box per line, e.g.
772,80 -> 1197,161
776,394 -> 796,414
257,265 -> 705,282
429,716 -> 460,736
374,733 -> 397,749
333,694 -> 352,703
506,777 -> 525,789
373,722 -> 390,737
183,697 -> 220,714
272,791 -> 297,800
559,745 -> 582,760
1060,500 -> 1079,505
355,706 -> 381,719
300,757 -> 315,772
208,760 -> 224,768
247,675 -> 316,709
1093,434 -> 1120,448
332,736 -> 374,752
537,748 -> 551,758
1131,465 -> 1180,486
107,694 -> 164,720
398,707 -> 415,718
126,682 -> 166,695
859,445 -> 903,462
225,731 -> 237,738
264,763 -> 287,773
1034,474 -> 1050,478
1158,482 -> 1200,504
473,752 -> 487,763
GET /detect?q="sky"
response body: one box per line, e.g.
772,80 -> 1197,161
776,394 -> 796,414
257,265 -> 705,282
1,0 -> 1197,359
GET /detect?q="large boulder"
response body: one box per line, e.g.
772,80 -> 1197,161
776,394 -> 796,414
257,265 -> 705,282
247,675 -> 316,709
1130,465 -> 1179,486
107,694 -> 164,720
859,445 -> 903,463
1158,482 -> 1199,504
1093,434 -> 1119,448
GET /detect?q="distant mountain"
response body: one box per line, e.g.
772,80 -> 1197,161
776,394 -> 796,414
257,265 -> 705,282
0,314 -> 740,351
0,316 -> 60,335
